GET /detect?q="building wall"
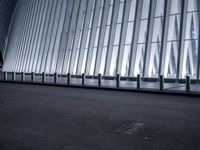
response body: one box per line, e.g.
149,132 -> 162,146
3,0 -> 200,79
0,0 -> 17,57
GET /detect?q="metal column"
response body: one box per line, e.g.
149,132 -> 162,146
55,0 -> 74,74
24,0 -> 42,73
32,1 -> 50,73
76,0 -> 95,75
159,0 -> 172,77
29,1 -> 47,73
21,0 -> 39,72
44,0 -> 65,74
69,0 -> 87,74
35,0 -> 54,73
116,0 -> 131,75
177,0 -> 189,78
61,0 -> 81,74
85,0 -> 103,75
94,0 -> 111,75
128,0 -> 143,77
39,0 -> 59,73
104,0 -> 120,76
143,0 -> 157,77
197,0 -> 200,79
48,0 -> 69,74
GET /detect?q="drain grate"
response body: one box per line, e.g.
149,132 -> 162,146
113,122 -> 144,135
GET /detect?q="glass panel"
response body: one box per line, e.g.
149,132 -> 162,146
89,47 -> 97,75
167,15 -> 181,41
117,2 -> 124,23
149,43 -> 160,77
155,0 -> 164,17
81,48 -> 88,73
165,0 -> 182,78
99,47 -> 107,74
141,0 -> 150,19
182,10 -> 199,78
152,17 -> 163,42
166,41 -> 178,77
170,0 -> 181,14
148,0 -> 164,77
128,0 -> 136,21
134,44 -> 145,76
188,0 -> 199,11
121,45 -> 131,76
110,46 -> 118,75
103,26 -> 110,46
138,20 -> 148,44
114,24 -> 121,45
107,5 -> 113,25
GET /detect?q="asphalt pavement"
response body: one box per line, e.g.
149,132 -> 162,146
0,82 -> 200,150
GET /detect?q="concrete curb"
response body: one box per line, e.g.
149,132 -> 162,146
0,80 -> 200,97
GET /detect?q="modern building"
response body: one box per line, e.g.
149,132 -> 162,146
0,0 -> 17,69
1,0 -> 200,79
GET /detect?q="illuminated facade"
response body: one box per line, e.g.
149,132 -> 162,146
2,0 -> 200,79
0,0 -> 17,61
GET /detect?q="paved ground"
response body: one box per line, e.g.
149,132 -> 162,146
0,83 -> 200,150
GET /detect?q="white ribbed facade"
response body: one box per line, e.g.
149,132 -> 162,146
0,0 -> 17,57
3,0 -> 200,79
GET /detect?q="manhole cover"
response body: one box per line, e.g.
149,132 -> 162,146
113,122 -> 144,135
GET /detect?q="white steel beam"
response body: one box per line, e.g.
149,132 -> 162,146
61,0 -> 80,74
29,0 -> 46,73
116,0 -> 131,75
76,0 -> 95,75
196,0 -> 200,78
128,0 -> 143,77
55,0 -> 73,74
143,0 -> 157,77
159,0 -> 172,77
69,0 -> 87,74
85,0 -> 103,75
35,0 -> 54,73
104,0 -> 120,76
94,0 -> 111,75
177,0 -> 189,78
44,0 -> 65,74
39,0 -> 59,73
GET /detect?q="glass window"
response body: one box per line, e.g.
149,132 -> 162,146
128,0 -> 136,21
141,0 -> 150,19
121,45 -> 131,76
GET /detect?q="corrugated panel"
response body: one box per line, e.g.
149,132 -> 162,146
0,0 -> 17,56
3,0 -> 200,79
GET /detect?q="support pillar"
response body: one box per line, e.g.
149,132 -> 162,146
82,73 -> 85,86
160,75 -> 164,91
116,74 -> 120,88
12,72 -> 16,81
67,73 -> 71,85
186,75 -> 191,92
137,74 -> 141,89
98,74 -> 102,87
42,72 -> 46,83
31,72 -> 35,82
3,72 -> 7,81
21,72 -> 25,82
54,73 -> 57,84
